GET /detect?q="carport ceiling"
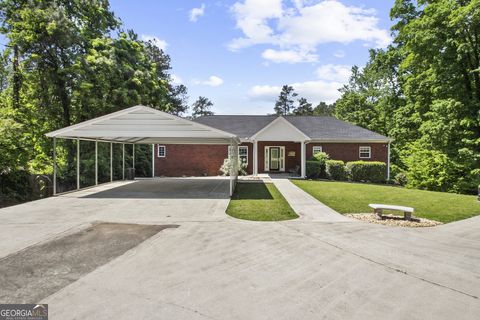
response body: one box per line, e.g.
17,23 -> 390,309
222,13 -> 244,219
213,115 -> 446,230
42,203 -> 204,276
45,105 -> 239,144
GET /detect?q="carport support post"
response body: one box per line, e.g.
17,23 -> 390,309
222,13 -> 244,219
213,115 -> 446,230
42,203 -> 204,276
95,140 -> 98,185
122,143 -> 125,180
53,137 -> 57,195
151,144 -> 155,178
253,140 -> 258,176
300,141 -> 306,178
110,142 -> 113,182
132,144 -> 135,170
76,138 -> 80,190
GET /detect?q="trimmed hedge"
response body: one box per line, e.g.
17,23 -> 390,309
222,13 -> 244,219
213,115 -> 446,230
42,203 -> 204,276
325,160 -> 346,180
306,161 -> 322,179
346,161 -> 387,183
310,151 -> 329,178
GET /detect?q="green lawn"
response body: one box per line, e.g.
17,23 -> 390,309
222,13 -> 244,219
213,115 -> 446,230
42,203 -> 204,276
227,182 -> 298,221
291,180 -> 480,223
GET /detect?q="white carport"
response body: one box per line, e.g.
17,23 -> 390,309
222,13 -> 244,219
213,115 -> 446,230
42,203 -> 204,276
45,105 -> 240,196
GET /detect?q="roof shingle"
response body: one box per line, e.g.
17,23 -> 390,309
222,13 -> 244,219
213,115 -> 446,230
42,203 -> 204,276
193,115 -> 390,141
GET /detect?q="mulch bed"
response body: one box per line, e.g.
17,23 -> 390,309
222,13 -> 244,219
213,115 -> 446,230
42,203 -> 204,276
346,213 -> 443,228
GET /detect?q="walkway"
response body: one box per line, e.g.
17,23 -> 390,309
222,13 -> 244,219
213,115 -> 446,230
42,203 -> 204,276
272,178 -> 350,222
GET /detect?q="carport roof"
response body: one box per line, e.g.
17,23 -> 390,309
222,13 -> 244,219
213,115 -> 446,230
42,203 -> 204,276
45,105 -> 239,144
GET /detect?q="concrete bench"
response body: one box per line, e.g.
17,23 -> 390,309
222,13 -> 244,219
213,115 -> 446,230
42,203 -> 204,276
368,204 -> 414,221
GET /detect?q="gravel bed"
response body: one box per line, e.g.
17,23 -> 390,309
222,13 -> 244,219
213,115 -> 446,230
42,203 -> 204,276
346,213 -> 443,228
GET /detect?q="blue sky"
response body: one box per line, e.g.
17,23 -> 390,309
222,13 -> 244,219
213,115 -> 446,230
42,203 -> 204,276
2,0 -> 396,115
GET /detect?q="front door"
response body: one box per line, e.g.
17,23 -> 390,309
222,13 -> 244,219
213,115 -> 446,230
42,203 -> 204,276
270,147 -> 280,171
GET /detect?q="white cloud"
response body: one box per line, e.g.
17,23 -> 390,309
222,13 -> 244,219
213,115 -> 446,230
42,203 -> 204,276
261,48 -> 318,63
334,50 -> 346,58
249,84 -> 282,101
195,75 -> 224,87
229,0 -> 283,51
249,80 -> 341,104
248,63 -> 351,104
189,3 -> 206,22
141,35 -> 168,51
315,64 -> 351,82
229,0 -> 391,62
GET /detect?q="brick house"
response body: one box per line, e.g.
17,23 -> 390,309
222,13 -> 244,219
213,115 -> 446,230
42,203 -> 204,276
154,115 -> 392,178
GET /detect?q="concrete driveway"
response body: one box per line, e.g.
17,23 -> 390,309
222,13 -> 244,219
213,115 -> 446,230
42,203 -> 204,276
1,179 -> 479,319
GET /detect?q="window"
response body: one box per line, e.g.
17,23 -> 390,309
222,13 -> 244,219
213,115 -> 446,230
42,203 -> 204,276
238,146 -> 248,164
157,145 -> 166,157
359,146 -> 371,159
312,146 -> 323,155
228,146 -> 248,164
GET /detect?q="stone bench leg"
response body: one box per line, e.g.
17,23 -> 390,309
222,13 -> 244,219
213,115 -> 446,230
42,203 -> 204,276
374,208 -> 383,220
404,212 -> 412,221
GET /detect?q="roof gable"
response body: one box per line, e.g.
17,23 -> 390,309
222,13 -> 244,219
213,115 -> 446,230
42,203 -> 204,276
46,105 -> 238,144
194,115 -> 277,139
251,116 -> 310,141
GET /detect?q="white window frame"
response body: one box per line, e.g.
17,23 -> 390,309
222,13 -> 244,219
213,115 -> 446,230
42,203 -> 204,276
312,146 -> 323,155
359,146 -> 371,159
157,145 -> 166,158
228,146 -> 248,164
238,146 -> 248,164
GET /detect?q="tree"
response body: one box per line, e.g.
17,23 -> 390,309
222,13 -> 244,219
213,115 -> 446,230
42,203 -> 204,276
332,0 -> 480,193
313,102 -> 335,116
191,96 -> 214,118
292,97 -> 313,115
274,85 -> 297,115
0,0 -> 190,201
167,84 -> 189,115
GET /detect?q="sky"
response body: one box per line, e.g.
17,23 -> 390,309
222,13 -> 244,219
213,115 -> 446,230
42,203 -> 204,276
2,0 -> 396,115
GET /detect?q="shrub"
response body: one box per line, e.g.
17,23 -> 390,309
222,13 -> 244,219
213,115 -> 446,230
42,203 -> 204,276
311,151 -> 330,163
310,151 -> 329,178
325,160 -> 346,180
220,158 -> 248,176
394,172 -> 408,186
346,161 -> 387,183
306,160 -> 322,179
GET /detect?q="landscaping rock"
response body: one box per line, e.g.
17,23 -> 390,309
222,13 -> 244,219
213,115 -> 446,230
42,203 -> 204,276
346,213 -> 443,228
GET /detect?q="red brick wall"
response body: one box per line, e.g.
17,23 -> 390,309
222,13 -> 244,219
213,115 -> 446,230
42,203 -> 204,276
306,143 -> 388,163
154,142 -> 388,176
258,141 -> 301,173
154,144 -> 228,177
154,143 -> 254,176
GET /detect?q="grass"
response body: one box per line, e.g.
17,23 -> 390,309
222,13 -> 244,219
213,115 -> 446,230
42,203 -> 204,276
291,180 -> 480,223
226,182 -> 298,221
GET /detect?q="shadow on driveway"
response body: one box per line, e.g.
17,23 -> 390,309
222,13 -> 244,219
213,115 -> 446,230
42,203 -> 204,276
81,178 -> 231,199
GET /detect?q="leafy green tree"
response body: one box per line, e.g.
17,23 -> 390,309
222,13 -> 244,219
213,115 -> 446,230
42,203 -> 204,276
167,84 -> 189,115
274,85 -> 297,115
0,0 -> 190,202
191,96 -> 214,118
313,102 -> 335,116
333,0 -> 480,193
293,97 -> 313,115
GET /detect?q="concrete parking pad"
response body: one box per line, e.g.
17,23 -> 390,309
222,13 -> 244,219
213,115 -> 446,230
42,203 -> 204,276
0,223 -> 176,303
0,178 -> 479,319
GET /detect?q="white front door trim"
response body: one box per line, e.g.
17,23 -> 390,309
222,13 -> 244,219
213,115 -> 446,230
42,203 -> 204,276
264,146 -> 285,172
